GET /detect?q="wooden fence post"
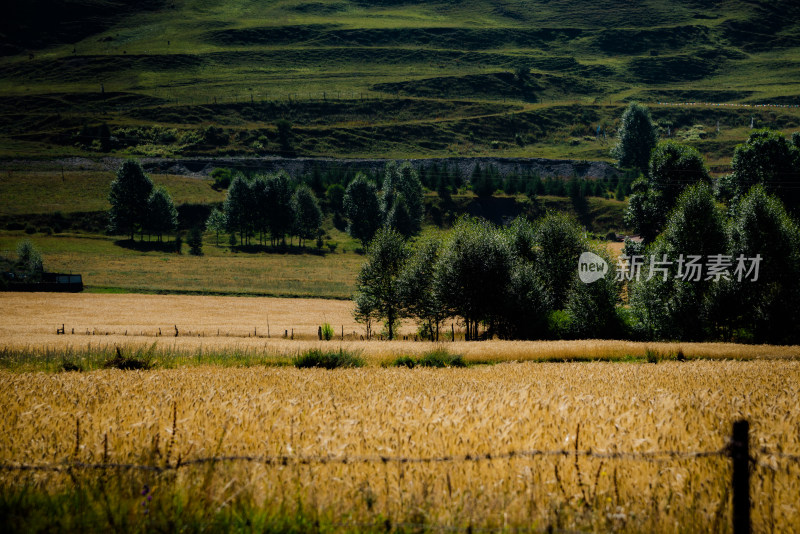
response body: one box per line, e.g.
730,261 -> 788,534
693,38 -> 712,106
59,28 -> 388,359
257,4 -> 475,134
731,419 -> 751,534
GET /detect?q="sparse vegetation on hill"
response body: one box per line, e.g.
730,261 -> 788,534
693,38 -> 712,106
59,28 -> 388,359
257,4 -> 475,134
1,0 -> 799,161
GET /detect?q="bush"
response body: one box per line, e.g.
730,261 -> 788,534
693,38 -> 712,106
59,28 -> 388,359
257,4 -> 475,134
417,349 -> 465,368
547,310 -> 572,339
188,227 -> 203,256
16,239 -> 43,275
392,356 -> 417,368
320,323 -> 334,341
103,347 -> 154,370
24,225 -> 36,234
293,349 -> 364,369
60,359 -> 82,372
210,168 -> 232,190
391,349 -> 466,368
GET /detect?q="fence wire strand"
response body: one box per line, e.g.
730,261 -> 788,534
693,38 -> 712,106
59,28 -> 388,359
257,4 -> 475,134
0,447 -> 730,474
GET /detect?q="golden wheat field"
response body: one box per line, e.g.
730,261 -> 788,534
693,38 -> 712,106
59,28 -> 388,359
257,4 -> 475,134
1,362 -> 799,531
2,293 -> 800,367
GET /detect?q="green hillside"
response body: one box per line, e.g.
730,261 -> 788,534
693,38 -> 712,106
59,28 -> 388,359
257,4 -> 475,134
1,0 -> 800,163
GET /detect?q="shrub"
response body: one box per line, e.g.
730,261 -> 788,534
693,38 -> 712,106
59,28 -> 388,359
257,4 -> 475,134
645,349 -> 661,364
188,227 -> 203,256
547,310 -> 572,339
391,349 -> 465,368
320,323 -> 334,341
392,356 -> 417,368
16,239 -> 43,275
293,349 -> 364,369
60,359 -> 82,372
417,349 -> 465,368
24,225 -> 36,234
211,168 -> 232,190
103,347 -> 154,370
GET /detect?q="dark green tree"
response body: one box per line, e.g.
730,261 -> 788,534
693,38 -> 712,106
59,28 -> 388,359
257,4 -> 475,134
722,185 -> 800,343
532,212 -> 588,309
146,187 -> 178,242
266,171 -> 295,245
629,183 -> 728,340
326,183 -> 346,213
385,195 -> 414,238
343,174 -> 381,247
206,208 -> 226,246
567,176 -> 588,222
224,175 -> 254,245
727,129 -> 800,212
381,162 -> 424,235
16,239 -> 43,280
353,228 -> 409,340
292,184 -> 322,247
210,168 -> 232,190
108,160 -> 154,240
251,176 -> 270,245
397,237 -> 447,340
188,227 -> 203,256
625,141 -> 710,244
611,102 -> 658,172
434,217 -> 513,340
500,261 -> 551,339
565,246 -> 622,339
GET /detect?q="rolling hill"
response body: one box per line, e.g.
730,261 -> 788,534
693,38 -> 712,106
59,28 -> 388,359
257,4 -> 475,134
0,0 -> 799,163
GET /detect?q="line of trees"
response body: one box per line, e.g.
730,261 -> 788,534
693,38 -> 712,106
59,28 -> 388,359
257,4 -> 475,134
614,103 -> 800,343
354,213 -> 622,341
354,105 -> 800,344
356,184 -> 800,344
617,102 -> 800,249
214,160 -> 627,210
629,182 -> 800,344
216,171 -> 322,247
343,162 -> 424,246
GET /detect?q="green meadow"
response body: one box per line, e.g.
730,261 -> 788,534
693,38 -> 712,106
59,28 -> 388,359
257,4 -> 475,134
0,0 -> 798,162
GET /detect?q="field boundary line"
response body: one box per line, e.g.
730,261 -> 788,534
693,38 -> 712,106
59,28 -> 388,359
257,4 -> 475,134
0,447 -> 730,474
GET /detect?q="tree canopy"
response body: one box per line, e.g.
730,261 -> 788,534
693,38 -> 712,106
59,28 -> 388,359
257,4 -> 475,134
625,141 -> 711,244
343,174 -> 381,247
292,184 -> 322,247
611,102 -> 658,172
146,187 -> 178,242
353,228 -> 409,340
108,160 -> 154,240
381,162 -> 424,236
727,129 -> 800,212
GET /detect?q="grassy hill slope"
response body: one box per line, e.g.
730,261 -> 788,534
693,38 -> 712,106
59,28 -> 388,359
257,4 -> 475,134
1,0 -> 799,163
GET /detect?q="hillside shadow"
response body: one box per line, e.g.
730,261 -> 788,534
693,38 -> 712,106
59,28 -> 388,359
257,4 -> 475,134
231,244 -> 327,256
114,239 -> 178,252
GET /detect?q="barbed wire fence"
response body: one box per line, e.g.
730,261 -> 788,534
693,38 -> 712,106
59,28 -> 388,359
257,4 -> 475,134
2,417 -> 799,533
